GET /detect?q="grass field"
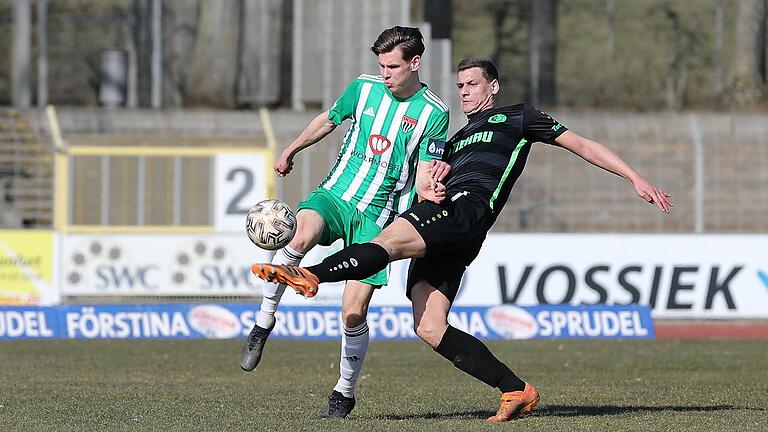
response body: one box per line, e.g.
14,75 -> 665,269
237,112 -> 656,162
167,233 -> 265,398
1,339 -> 766,431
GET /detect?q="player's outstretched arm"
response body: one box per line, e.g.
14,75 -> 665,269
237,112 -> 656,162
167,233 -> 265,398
274,110 -> 337,177
554,130 -> 673,213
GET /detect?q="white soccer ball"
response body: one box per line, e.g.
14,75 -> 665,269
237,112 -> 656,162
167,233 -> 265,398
245,199 -> 297,250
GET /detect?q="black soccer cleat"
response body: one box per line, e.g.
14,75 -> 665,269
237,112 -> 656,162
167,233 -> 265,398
318,390 -> 356,419
239,320 -> 275,371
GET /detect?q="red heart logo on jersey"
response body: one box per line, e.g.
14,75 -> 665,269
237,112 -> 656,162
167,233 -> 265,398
368,134 -> 392,155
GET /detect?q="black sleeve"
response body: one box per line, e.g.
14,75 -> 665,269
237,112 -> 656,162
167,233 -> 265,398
521,103 -> 568,145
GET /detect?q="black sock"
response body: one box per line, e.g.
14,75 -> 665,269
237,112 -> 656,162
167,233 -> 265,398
306,243 -> 390,283
435,325 -> 526,393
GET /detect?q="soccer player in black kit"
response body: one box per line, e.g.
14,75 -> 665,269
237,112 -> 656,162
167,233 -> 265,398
251,58 -> 673,422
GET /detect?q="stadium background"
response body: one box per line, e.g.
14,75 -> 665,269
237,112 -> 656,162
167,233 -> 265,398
1,1 -> 767,430
1,0 -> 767,327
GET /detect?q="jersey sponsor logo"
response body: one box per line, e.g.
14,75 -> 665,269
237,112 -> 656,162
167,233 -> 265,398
369,134 -> 392,155
488,114 -> 507,124
551,123 -> 562,131
453,131 -> 494,153
400,116 -> 418,134
426,138 -> 446,158
363,106 -> 376,117
350,150 -> 402,172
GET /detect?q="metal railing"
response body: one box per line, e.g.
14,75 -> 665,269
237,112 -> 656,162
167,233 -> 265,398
6,107 -> 767,234
46,106 -> 277,233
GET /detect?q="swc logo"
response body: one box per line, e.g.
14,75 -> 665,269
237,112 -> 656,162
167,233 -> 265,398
368,134 -> 392,155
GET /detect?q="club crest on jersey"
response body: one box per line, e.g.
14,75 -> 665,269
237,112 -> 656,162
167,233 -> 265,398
400,116 -> 418,134
369,134 -> 392,155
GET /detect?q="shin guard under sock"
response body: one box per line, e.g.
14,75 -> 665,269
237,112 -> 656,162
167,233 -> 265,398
435,325 -> 526,393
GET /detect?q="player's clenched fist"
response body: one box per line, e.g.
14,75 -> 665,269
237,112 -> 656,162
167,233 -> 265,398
274,150 -> 295,177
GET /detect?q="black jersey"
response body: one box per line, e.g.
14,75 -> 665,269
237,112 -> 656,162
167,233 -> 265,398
442,103 -> 567,220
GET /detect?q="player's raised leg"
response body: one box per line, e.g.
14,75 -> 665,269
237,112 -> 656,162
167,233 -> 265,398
251,217 -> 424,294
410,279 -> 539,422
240,209 -> 324,371
320,280 -> 375,419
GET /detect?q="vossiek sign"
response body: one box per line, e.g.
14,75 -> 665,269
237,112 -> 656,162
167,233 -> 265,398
457,234 -> 768,318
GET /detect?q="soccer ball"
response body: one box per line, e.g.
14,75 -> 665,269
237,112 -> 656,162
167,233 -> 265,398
245,199 -> 297,250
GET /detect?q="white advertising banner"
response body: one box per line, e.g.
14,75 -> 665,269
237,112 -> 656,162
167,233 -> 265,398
214,154 -> 270,233
61,234 -> 273,296
454,234 -> 768,318
59,233 -> 768,318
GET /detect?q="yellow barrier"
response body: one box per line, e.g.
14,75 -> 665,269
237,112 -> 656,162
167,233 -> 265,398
46,106 -> 277,234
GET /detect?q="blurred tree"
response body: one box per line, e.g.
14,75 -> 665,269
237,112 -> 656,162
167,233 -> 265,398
497,1 -> 527,105
4,0 -> 759,110
526,0 -> 557,106
652,2 -> 700,109
11,0 -> 32,108
454,0 -> 527,105
488,1 -> 524,75
714,0 -> 725,98
130,0 -> 152,107
606,0 -> 616,61
236,0 -> 286,108
162,0 -> 198,107
185,0 -> 240,107
424,0 -> 452,39
727,0 -> 767,106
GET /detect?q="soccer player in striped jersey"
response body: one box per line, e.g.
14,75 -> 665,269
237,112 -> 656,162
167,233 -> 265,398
251,58 -> 673,422
240,26 -> 450,418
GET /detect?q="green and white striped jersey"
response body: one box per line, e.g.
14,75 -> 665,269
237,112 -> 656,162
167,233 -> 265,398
321,74 -> 449,227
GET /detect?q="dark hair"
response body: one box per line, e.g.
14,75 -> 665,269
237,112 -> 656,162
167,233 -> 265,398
371,26 -> 425,61
457,58 -> 499,82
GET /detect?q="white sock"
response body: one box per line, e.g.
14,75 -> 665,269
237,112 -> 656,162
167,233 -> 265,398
256,245 -> 304,329
333,321 -> 369,398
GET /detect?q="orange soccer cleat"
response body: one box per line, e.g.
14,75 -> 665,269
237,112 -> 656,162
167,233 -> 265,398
486,383 -> 540,422
251,263 -> 320,298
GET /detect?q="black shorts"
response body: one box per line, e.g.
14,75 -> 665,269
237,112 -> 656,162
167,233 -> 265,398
399,194 -> 494,303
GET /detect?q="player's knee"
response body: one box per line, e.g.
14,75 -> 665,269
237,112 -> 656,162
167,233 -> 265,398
291,211 -> 323,253
414,321 -> 441,349
371,235 -> 410,261
372,219 -> 425,260
370,236 -> 395,257
342,306 -> 367,328
287,230 -> 317,254
341,310 -> 366,328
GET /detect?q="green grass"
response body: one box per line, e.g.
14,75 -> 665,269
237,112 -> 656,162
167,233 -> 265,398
1,339 -> 766,431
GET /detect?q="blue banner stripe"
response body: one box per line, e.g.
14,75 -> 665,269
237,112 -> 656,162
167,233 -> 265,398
0,304 -> 654,340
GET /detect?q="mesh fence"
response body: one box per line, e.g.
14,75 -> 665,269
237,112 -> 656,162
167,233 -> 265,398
275,111 -> 768,233
12,106 -> 768,234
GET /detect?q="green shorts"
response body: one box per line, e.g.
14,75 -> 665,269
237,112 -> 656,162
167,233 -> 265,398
297,188 -> 388,287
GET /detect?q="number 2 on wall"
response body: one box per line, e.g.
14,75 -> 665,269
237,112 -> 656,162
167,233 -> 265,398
225,167 -> 254,215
